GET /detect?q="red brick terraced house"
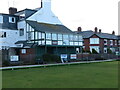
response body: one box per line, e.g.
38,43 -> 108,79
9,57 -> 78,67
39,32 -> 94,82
118,36 -> 120,53
76,27 -> 119,54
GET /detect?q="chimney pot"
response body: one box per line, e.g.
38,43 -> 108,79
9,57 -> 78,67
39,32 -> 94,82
78,27 -> 82,32
94,27 -> 98,33
112,31 -> 115,35
99,29 -> 101,33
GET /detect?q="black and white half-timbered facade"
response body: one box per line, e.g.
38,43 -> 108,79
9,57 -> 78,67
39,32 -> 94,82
1,0 -> 83,64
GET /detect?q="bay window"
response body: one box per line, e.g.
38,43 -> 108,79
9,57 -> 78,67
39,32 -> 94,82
90,38 -> 99,44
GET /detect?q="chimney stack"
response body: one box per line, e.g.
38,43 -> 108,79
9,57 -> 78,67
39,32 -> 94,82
99,29 -> 101,33
94,27 -> 98,33
112,31 -> 115,35
9,7 -> 17,15
77,27 -> 82,32
41,0 -> 51,10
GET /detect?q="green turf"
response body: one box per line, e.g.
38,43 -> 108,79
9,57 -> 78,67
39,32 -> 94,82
2,61 -> 118,88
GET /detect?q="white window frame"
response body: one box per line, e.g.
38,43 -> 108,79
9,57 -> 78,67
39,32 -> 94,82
104,48 -> 107,53
9,17 -> 15,23
52,33 -> 57,40
110,40 -> 113,45
58,34 -> 62,40
46,33 -> 51,40
90,38 -> 99,44
115,40 -> 117,45
119,40 -> 120,45
21,49 -> 26,54
104,39 -> 107,45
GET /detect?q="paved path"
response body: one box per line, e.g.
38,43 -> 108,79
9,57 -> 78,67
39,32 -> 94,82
0,59 -> 117,70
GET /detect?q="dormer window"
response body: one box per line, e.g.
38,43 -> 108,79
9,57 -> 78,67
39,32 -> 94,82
9,17 -> 15,23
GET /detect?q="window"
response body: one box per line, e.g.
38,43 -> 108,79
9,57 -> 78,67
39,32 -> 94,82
58,41 -> 62,45
119,40 -> 120,45
38,32 -> 42,39
35,32 -> 38,40
104,39 -> 107,45
9,17 -> 15,23
46,33 -> 51,40
0,31 -> 6,38
110,40 -> 113,45
21,49 -> 26,54
42,33 -> 45,39
79,42 -> 82,46
115,40 -> 117,45
79,36 -> 82,41
104,48 -> 107,53
58,34 -> 62,40
70,35 -> 73,41
90,38 -> 99,44
52,33 -> 57,40
0,15 -> 3,23
70,42 -> 74,45
31,32 -> 34,40
74,42 -> 79,46
19,29 -> 24,36
74,35 -> 79,41
76,48 -> 80,53
63,34 -> 69,40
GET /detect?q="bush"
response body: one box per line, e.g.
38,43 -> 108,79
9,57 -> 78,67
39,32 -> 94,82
2,60 -> 10,66
86,50 -> 92,54
42,53 -> 61,63
92,49 -> 98,54
82,48 -> 85,53
107,48 -> 112,54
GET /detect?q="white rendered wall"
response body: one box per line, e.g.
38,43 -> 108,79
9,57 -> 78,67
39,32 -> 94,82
27,0 -> 62,25
0,29 -> 19,50
17,20 -> 27,41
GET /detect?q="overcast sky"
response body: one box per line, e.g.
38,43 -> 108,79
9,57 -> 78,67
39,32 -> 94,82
0,0 -> 119,35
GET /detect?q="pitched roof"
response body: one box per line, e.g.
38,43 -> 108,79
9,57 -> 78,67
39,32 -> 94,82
76,30 -> 118,39
26,20 -> 74,34
15,40 -> 37,48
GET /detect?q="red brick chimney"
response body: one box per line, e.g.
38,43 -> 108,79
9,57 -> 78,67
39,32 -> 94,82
9,7 -> 17,15
112,31 -> 115,35
77,27 -> 82,32
94,27 -> 98,33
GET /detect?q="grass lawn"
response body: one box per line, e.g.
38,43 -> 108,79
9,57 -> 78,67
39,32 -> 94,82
2,61 -> 118,88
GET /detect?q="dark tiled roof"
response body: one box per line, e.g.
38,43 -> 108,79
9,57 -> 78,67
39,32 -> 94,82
118,36 -> 120,39
15,40 -> 37,48
75,30 -> 94,38
26,20 -> 74,34
15,40 -> 27,44
77,30 -> 118,39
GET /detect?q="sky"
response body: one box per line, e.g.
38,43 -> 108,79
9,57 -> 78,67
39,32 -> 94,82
0,0 -> 119,35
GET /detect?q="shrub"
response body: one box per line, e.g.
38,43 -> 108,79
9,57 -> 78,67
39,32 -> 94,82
82,48 -> 85,53
92,49 -> 98,54
42,53 -> 61,63
85,50 -> 92,54
107,48 -> 112,54
2,60 -> 10,66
